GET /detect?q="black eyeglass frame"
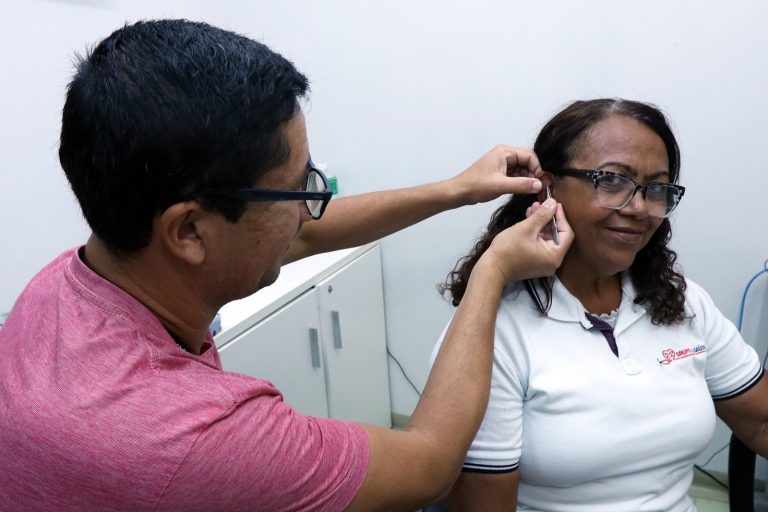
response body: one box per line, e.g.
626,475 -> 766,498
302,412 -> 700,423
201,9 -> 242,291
203,166 -> 333,220
551,168 -> 686,218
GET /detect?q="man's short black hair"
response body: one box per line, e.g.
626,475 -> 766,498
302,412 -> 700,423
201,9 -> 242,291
59,19 -> 309,251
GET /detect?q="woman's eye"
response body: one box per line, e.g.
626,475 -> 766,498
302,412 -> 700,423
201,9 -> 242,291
600,174 -> 627,187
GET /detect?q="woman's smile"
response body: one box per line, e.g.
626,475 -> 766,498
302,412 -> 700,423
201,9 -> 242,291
603,224 -> 646,244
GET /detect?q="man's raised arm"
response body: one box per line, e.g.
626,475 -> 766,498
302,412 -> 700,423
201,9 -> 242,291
284,146 -> 543,263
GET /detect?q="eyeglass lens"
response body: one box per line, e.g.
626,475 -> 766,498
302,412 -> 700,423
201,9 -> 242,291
596,174 -> 681,218
305,169 -> 326,218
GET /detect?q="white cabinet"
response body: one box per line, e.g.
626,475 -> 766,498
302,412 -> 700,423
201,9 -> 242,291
316,247 -> 391,426
217,289 -> 329,418
215,244 -> 392,427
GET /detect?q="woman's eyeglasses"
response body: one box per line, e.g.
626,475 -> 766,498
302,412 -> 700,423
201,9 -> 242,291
552,168 -> 685,218
203,165 -> 333,220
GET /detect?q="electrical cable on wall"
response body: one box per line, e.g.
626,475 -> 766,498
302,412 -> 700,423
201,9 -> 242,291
695,466 -> 729,490
387,346 -> 422,397
695,258 -> 768,490
748,260 -> 768,367
738,259 -> 768,333
699,443 -> 730,468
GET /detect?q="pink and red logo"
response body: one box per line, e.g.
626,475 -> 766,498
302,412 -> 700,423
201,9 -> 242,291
658,344 -> 707,366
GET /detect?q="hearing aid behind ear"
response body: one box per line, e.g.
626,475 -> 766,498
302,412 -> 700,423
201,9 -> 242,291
546,185 -> 560,245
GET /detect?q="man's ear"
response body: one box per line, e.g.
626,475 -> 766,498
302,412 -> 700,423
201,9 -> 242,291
156,202 -> 209,265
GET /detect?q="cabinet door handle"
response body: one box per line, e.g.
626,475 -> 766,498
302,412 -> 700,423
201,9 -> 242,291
309,328 -> 321,369
331,310 -> 343,349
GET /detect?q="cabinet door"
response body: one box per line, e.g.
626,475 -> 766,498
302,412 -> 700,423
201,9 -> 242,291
318,246 -> 392,426
218,289 -> 329,418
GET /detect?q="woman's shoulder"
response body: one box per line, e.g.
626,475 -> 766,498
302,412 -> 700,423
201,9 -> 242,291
681,276 -> 705,293
499,280 -> 536,312
497,280 -> 547,326
501,280 -> 527,299
680,276 -> 716,308
677,276 -> 732,327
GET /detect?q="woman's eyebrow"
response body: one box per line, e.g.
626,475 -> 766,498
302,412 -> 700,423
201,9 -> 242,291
645,170 -> 670,181
597,161 -> 634,175
598,162 -> 670,181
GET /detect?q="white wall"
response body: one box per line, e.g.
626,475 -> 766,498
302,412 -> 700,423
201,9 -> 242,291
2,0 -> 767,477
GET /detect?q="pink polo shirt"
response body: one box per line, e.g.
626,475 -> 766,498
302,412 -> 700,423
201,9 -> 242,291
0,248 -> 370,511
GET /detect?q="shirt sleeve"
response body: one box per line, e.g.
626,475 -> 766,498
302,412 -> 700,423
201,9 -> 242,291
687,279 -> 764,400
463,346 -> 525,473
155,392 -> 370,512
431,295 -> 528,473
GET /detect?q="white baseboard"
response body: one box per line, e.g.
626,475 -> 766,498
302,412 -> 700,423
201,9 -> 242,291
391,412 -> 410,430
690,470 -> 729,503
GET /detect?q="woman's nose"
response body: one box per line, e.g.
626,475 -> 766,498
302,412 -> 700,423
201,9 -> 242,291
620,189 -> 650,218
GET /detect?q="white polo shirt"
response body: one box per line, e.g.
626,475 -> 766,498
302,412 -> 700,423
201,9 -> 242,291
433,276 -> 762,512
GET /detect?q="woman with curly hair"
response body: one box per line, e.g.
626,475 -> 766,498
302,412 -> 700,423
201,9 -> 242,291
434,99 -> 766,511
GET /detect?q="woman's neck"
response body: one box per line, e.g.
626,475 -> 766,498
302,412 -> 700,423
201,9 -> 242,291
556,259 -> 623,315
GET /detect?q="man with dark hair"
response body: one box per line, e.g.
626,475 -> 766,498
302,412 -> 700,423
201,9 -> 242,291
0,19 -> 571,511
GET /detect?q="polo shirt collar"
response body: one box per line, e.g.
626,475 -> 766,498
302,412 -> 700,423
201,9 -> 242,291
67,246 -> 217,361
546,273 -> 647,334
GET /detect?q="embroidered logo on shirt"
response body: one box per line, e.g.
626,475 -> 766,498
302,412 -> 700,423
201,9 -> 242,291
657,345 -> 706,366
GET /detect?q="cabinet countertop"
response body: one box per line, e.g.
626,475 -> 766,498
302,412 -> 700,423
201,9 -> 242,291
214,243 -> 377,347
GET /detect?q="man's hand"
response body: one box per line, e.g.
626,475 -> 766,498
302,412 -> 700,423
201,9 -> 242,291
479,197 -> 573,283
447,145 -> 543,206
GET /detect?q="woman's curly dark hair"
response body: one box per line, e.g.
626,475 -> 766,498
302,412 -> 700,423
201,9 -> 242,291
440,99 -> 687,325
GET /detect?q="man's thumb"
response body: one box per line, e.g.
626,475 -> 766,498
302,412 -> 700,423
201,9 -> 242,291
526,198 -> 556,228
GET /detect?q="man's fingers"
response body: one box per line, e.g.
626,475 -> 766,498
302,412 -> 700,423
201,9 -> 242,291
504,148 -> 542,177
523,198 -> 557,230
502,176 -> 542,194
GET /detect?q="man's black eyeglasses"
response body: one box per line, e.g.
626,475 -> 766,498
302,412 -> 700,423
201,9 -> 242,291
551,168 -> 685,218
204,166 -> 333,220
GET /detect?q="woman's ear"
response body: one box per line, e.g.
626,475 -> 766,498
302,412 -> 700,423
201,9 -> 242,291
538,172 -> 556,203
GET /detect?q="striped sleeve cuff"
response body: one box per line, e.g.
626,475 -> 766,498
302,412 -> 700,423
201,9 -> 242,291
462,461 -> 519,474
712,367 -> 764,401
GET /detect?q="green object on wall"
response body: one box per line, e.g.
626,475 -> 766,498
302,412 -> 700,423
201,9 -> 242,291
327,176 -> 339,196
